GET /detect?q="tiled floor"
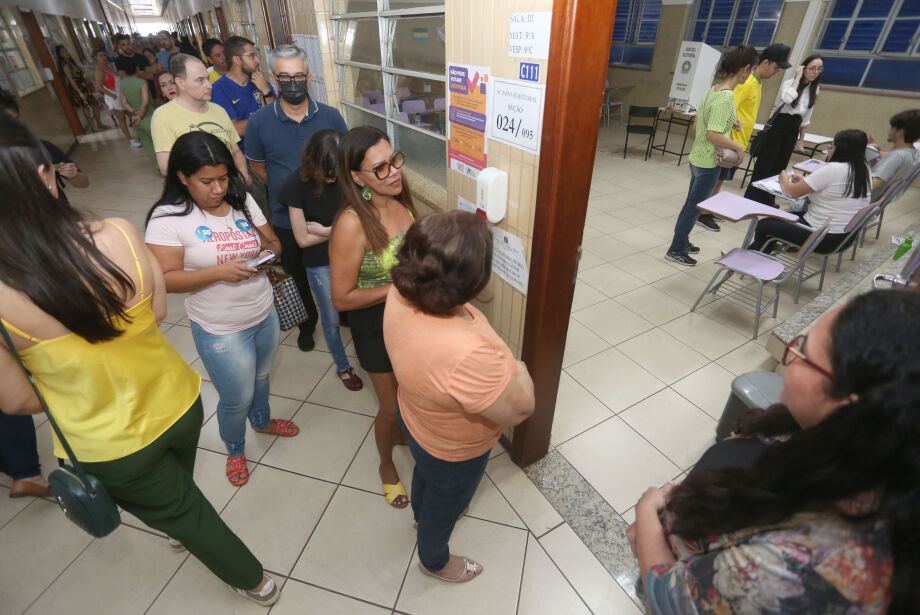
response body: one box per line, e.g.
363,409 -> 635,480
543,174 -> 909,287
3,124 -> 918,615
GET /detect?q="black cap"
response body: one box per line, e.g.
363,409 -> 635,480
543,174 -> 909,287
760,44 -> 791,69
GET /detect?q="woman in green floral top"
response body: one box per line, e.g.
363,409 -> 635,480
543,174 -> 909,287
631,289 -> 920,613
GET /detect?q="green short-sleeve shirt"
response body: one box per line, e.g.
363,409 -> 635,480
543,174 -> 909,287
689,88 -> 736,169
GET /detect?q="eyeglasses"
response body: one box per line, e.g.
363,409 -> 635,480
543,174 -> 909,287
241,52 -> 259,60
360,151 -> 405,180
782,334 -> 836,381
805,66 -> 823,73
275,73 -> 308,83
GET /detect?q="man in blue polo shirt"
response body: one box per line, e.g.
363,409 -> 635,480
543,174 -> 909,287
210,36 -> 275,153
246,44 -> 348,352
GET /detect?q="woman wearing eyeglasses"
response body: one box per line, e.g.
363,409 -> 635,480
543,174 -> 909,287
745,54 -> 824,207
628,289 -> 920,613
330,126 -> 417,509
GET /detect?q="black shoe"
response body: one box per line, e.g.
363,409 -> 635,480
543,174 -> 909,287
686,243 -> 700,254
297,327 -> 315,351
695,214 -> 721,232
665,251 -> 697,266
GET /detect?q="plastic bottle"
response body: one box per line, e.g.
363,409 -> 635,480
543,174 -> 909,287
894,235 -> 914,260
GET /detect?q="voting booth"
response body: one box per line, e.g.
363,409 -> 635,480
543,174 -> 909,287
668,41 -> 721,113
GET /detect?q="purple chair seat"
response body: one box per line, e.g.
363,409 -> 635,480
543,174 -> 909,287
716,249 -> 786,281
369,103 -> 385,114
402,99 -> 427,114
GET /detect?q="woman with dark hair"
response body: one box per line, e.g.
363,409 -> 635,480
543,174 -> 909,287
55,44 -> 102,132
749,128 -> 872,253
279,129 -> 363,391
145,131 -> 299,488
93,48 -> 135,146
745,54 -> 824,206
0,114 -> 279,606
330,125 -> 418,508
155,68 -> 178,103
631,289 -> 920,613
384,211 -> 535,582
665,45 -> 757,266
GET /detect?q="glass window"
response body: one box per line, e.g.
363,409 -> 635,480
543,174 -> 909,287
333,0 -> 378,14
0,9 -> 40,95
393,123 -> 445,185
341,65 -> 384,107
391,15 -> 444,73
343,104 -> 387,131
336,18 -> 381,64
394,76 -> 445,134
609,0 -> 661,69
688,0 -> 783,48
389,0 -> 445,8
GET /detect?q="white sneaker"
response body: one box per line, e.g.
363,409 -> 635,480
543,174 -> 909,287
229,575 -> 279,606
167,536 -> 186,552
129,138 -> 142,148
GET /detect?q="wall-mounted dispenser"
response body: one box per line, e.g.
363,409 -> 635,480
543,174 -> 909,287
477,167 -> 508,223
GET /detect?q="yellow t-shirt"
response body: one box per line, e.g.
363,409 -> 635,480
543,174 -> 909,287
151,99 -> 240,153
730,73 -> 762,149
207,67 -> 224,83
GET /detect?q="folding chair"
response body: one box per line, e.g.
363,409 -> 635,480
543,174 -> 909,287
623,106 -> 658,161
691,222 -> 830,339
862,164 -> 920,244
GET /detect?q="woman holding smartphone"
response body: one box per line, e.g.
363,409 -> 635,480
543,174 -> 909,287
146,131 -> 299,488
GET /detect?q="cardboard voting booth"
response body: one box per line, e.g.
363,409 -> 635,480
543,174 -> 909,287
668,41 -> 721,113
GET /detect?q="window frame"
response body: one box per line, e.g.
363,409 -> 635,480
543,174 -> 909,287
332,0 -> 447,186
813,0 -> 920,92
686,0 -> 785,49
609,0 -> 661,69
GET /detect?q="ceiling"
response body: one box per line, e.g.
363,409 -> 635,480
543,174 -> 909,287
127,0 -> 162,16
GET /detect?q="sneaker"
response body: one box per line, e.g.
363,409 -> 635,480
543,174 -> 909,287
695,214 -> 721,232
129,138 -> 142,148
665,251 -> 697,266
167,537 -> 186,553
229,575 -> 279,606
686,243 -> 700,254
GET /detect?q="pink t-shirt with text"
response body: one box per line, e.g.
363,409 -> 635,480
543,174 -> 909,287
145,194 -> 273,334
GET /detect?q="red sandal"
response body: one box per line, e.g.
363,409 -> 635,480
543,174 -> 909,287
255,418 -> 300,437
338,368 -> 364,391
226,455 -> 249,486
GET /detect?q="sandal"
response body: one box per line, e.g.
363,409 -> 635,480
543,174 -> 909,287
418,556 -> 483,583
255,418 -> 299,437
338,368 -> 364,391
383,481 -> 409,508
226,455 -> 249,486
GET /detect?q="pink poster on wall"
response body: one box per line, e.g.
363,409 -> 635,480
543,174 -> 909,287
447,63 -> 489,179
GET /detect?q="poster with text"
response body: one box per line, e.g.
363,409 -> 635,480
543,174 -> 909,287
447,64 -> 489,179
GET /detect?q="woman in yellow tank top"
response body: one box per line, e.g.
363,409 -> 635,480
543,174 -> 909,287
0,114 -> 280,607
330,126 -> 418,509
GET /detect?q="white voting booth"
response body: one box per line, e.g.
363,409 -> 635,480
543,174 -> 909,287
668,41 -> 721,114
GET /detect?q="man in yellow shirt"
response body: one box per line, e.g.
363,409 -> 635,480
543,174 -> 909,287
697,43 -> 790,232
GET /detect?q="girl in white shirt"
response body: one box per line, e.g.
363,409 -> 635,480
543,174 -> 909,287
750,129 -> 872,254
745,54 -> 824,206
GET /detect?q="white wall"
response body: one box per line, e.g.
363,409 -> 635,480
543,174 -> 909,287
0,0 -> 105,21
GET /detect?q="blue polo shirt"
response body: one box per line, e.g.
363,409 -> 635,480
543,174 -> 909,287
210,75 -> 275,154
244,99 -> 348,229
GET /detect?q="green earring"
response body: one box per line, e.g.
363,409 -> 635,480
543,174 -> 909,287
361,186 -> 372,201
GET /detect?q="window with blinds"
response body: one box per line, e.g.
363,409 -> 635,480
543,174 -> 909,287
688,0 -> 784,49
609,0 -> 661,68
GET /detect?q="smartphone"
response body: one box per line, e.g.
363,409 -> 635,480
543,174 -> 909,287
245,253 -> 274,268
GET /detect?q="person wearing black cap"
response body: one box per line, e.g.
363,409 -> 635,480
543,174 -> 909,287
697,43 -> 789,231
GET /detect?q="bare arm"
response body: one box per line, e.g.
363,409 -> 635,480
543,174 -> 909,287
872,176 -> 884,192
94,67 -> 117,99
249,160 -> 267,184
56,163 -> 89,188
156,152 -> 169,177
329,213 -> 391,310
120,89 -> 135,114
289,207 -> 330,248
146,243 -> 259,293
779,171 -> 815,199
635,485 -> 677,579
149,246 -> 168,324
0,345 -> 41,414
255,223 -> 281,256
231,144 -> 251,185
230,117 -> 248,138
477,360 -> 536,427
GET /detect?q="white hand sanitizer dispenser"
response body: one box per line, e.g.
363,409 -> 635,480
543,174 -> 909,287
477,167 -> 508,223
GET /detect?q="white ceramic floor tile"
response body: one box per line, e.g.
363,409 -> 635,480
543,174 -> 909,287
269,344 -> 333,400
661,311 -> 751,360
716,340 -> 778,376
615,328 -> 710,385
0,494 -> 33,528
582,235 -> 640,262
551,371 -> 614,447
466,474 -> 525,528
518,534 -> 592,615
671,363 -> 739,420
619,388 -> 716,469
586,212 -> 627,234
651,272 -> 709,306
220,464 -> 336,574
191,448 -> 249,513
558,417 -> 679,513
485,453 -> 562,536
562,318 -> 611,367
566,347 -> 664,413
540,523 -> 643,615
260,403 -> 373,482
308,362 -> 380,416
396,517 -> 528,615
161,292 -> 188,324
614,285 -> 690,325
577,263 -> 646,298
197,394 -> 303,462
291,486 -> 417,607
573,298 -> 655,346
610,227 -> 667,251
162,324 -> 198,364
614,251 -> 683,282
145,554 -> 269,615
570,279 -> 608,312
270,578 -> 391,614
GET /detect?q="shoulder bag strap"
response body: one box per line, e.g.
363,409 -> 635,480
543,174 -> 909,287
0,319 -> 88,479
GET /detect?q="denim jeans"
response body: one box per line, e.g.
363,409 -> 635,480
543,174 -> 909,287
668,163 -> 722,255
190,308 -> 280,457
305,265 -> 351,373
397,406 -> 490,572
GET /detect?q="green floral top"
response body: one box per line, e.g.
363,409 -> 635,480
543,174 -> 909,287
344,209 -> 414,289
645,495 -> 892,614
688,87 -> 736,169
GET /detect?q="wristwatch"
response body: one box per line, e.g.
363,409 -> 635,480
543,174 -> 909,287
260,90 -> 275,99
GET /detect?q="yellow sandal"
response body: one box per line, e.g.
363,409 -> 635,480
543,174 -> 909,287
383,481 -> 409,508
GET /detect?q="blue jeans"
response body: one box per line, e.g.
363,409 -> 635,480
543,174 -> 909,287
305,265 -> 351,373
397,406 -> 490,572
668,163 -> 722,255
190,308 -> 280,457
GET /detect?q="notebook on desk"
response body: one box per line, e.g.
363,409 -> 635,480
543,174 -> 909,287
752,174 -> 796,200
793,159 -> 825,173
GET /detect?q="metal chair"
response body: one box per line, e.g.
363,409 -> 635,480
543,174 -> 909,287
623,105 -> 658,161
602,80 -> 624,125
691,222 -> 830,339
401,99 -> 427,114
862,164 -> 919,244
433,97 -> 445,111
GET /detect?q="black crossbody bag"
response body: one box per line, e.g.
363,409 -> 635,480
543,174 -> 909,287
748,105 -> 782,158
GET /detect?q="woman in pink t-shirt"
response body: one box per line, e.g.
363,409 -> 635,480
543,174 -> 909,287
384,211 -> 535,583
145,131 -> 300,487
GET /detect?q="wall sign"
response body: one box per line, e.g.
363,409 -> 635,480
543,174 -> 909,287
508,11 -> 551,59
488,77 -> 545,155
447,63 -> 490,179
519,62 -> 539,82
491,227 -> 529,295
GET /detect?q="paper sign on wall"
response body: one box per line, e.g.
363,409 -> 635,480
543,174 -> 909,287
458,195 -> 476,213
488,77 -> 545,154
447,64 -> 490,179
508,11 -> 551,59
491,227 -> 529,295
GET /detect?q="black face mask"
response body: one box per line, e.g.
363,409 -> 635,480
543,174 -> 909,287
279,81 -> 308,105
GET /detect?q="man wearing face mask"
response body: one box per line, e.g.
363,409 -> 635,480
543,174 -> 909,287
245,45 -> 347,352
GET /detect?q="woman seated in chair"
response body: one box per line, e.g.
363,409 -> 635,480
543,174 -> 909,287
749,129 -> 872,254
629,289 -> 920,614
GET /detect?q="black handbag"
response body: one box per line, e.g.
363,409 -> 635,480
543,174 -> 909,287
749,106 -> 781,158
0,320 -> 121,538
